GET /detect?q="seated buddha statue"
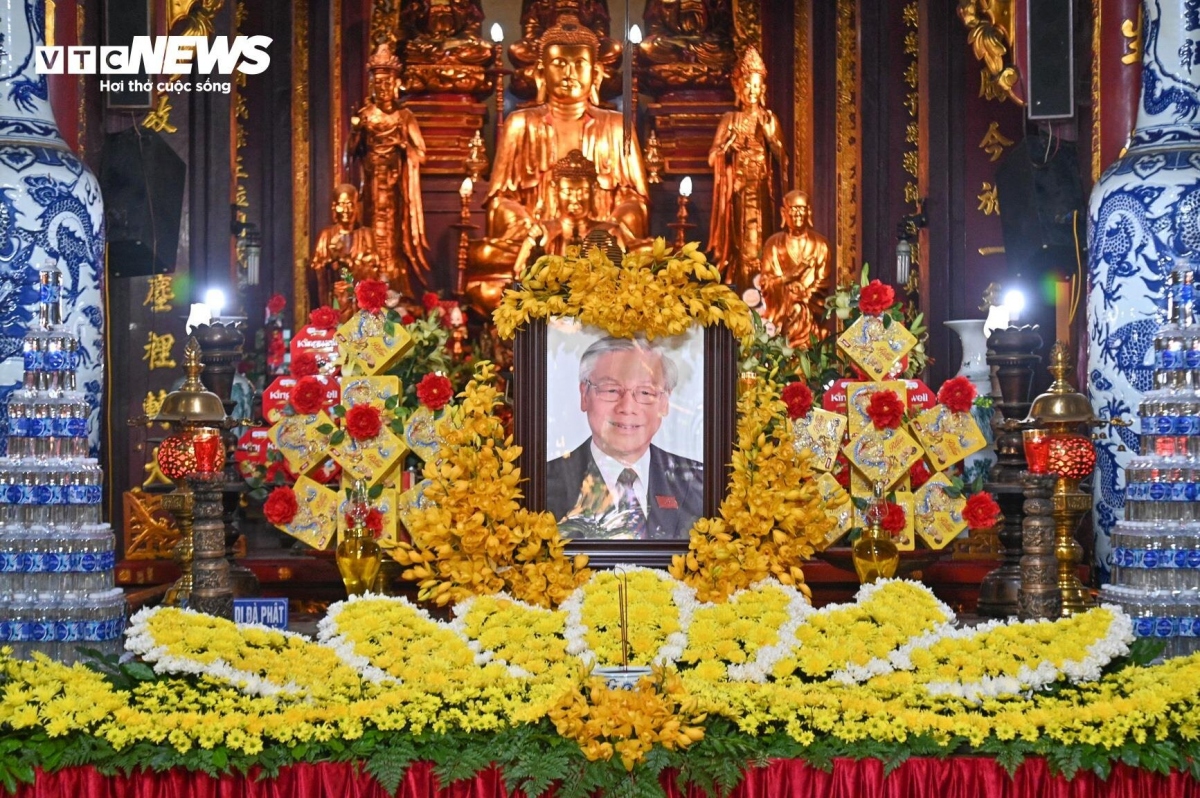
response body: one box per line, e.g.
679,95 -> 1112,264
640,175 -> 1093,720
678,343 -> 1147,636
759,190 -> 833,348
638,0 -> 736,92
514,149 -> 638,272
506,0 -> 622,100
397,0 -> 494,93
310,184 -> 380,321
464,14 -> 649,312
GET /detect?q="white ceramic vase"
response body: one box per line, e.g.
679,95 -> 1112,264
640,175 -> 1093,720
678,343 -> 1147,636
1086,0 -> 1200,579
0,0 -> 105,453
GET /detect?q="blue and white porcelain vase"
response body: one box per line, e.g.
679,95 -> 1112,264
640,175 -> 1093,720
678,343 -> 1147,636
0,0 -> 105,453
1087,0 -> 1200,579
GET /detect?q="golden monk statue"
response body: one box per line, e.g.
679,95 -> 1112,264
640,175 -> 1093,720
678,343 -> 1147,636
350,44 -> 431,299
515,149 -> 637,271
708,46 -> 788,289
398,0 -> 495,93
465,14 -> 649,312
310,184 -> 379,320
638,0 -> 735,91
759,190 -> 833,348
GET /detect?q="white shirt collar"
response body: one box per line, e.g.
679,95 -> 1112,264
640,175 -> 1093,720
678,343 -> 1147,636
589,441 -> 651,512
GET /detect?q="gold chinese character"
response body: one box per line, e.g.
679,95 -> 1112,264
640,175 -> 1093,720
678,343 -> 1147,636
906,122 -> 919,145
978,122 -> 1015,162
143,274 -> 175,312
1122,9 -> 1142,65
902,3 -> 918,28
977,182 -> 1000,216
904,182 -> 920,205
904,62 -> 919,88
143,389 -> 168,421
142,450 -> 175,489
141,95 -> 177,134
905,91 -> 919,117
143,332 -> 177,370
904,31 -> 918,55
903,150 -> 919,178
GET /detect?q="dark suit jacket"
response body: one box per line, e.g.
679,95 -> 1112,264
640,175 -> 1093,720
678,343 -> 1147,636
546,438 -> 704,540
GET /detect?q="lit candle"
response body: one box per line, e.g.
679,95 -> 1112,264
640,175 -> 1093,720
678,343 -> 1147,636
679,175 -> 693,197
629,24 -> 642,45
490,23 -> 503,44
459,177 -> 473,198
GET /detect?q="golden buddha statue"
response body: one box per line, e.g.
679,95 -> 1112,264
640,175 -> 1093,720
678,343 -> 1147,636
638,0 -> 735,91
507,0 -> 622,100
465,14 -> 649,312
759,190 -> 833,348
708,46 -> 788,289
398,0 -> 494,94
514,149 -> 637,272
310,184 -> 380,319
350,44 -> 431,299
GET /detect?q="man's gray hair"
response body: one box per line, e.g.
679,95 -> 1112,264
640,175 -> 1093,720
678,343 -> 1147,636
578,336 -> 679,392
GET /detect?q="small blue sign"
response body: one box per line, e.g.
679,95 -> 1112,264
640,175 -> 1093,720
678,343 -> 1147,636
234,598 -> 289,630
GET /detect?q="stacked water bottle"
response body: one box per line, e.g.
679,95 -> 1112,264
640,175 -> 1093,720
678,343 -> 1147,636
1101,258 -> 1200,657
0,263 -> 124,663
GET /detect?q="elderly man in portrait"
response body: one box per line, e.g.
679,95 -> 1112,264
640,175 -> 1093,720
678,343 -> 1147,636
547,336 -> 704,539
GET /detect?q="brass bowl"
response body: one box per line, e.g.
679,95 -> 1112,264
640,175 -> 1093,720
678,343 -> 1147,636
815,547 -> 945,580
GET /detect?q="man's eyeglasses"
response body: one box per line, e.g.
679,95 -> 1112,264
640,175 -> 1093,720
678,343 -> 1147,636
585,380 -> 664,405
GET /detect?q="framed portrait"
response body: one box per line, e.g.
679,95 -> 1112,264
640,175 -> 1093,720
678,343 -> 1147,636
514,318 -> 737,568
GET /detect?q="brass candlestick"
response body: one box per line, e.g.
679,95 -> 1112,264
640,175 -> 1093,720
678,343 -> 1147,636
152,338 -> 234,617
455,178 -> 477,296
668,177 -> 694,249
644,128 -> 663,184
1023,342 -> 1099,616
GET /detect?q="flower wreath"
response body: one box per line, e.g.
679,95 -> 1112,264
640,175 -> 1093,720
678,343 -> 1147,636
391,241 -> 837,608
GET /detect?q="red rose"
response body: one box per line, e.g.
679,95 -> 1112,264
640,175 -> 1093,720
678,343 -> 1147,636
938,376 -> 977,414
866,389 -> 905,430
266,294 -> 287,316
963,491 -> 1002,531
345,508 -> 385,538
858,280 -> 896,316
416,373 -> 454,411
833,455 -> 851,488
309,305 -> 339,330
290,376 -> 326,415
781,381 -> 814,420
291,351 -> 319,378
355,279 -> 389,314
422,291 -> 441,312
881,502 -> 906,534
346,404 -> 383,441
263,486 -> 298,525
401,313 -> 415,325
909,459 -> 932,489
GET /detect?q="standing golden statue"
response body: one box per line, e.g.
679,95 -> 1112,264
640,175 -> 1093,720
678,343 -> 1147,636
310,184 -> 380,320
759,190 -> 833,348
708,46 -> 788,289
465,14 -> 649,312
350,44 -> 431,299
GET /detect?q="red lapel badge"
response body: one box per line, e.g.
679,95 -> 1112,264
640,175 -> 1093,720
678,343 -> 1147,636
655,495 -> 678,509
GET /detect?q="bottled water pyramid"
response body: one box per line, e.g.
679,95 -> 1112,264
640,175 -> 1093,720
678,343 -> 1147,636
1101,258 -> 1200,658
0,263 -> 124,662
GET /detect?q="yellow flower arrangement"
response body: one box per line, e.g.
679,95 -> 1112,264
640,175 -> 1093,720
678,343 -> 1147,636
680,579 -> 812,683
390,362 -> 590,608
562,568 -> 694,668
317,595 -> 485,684
670,377 -> 837,602
125,606 -> 364,701
452,594 -> 574,684
871,606 -> 1134,700
773,580 -> 955,682
548,667 -> 707,771
494,239 -> 753,343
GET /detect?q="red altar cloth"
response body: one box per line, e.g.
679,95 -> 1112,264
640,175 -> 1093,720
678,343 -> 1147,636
15,758 -> 1200,798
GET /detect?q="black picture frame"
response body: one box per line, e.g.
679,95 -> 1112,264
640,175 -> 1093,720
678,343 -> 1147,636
513,318 -> 738,568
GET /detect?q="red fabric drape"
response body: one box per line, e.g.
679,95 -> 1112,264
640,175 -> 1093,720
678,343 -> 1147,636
16,758 -> 1200,798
